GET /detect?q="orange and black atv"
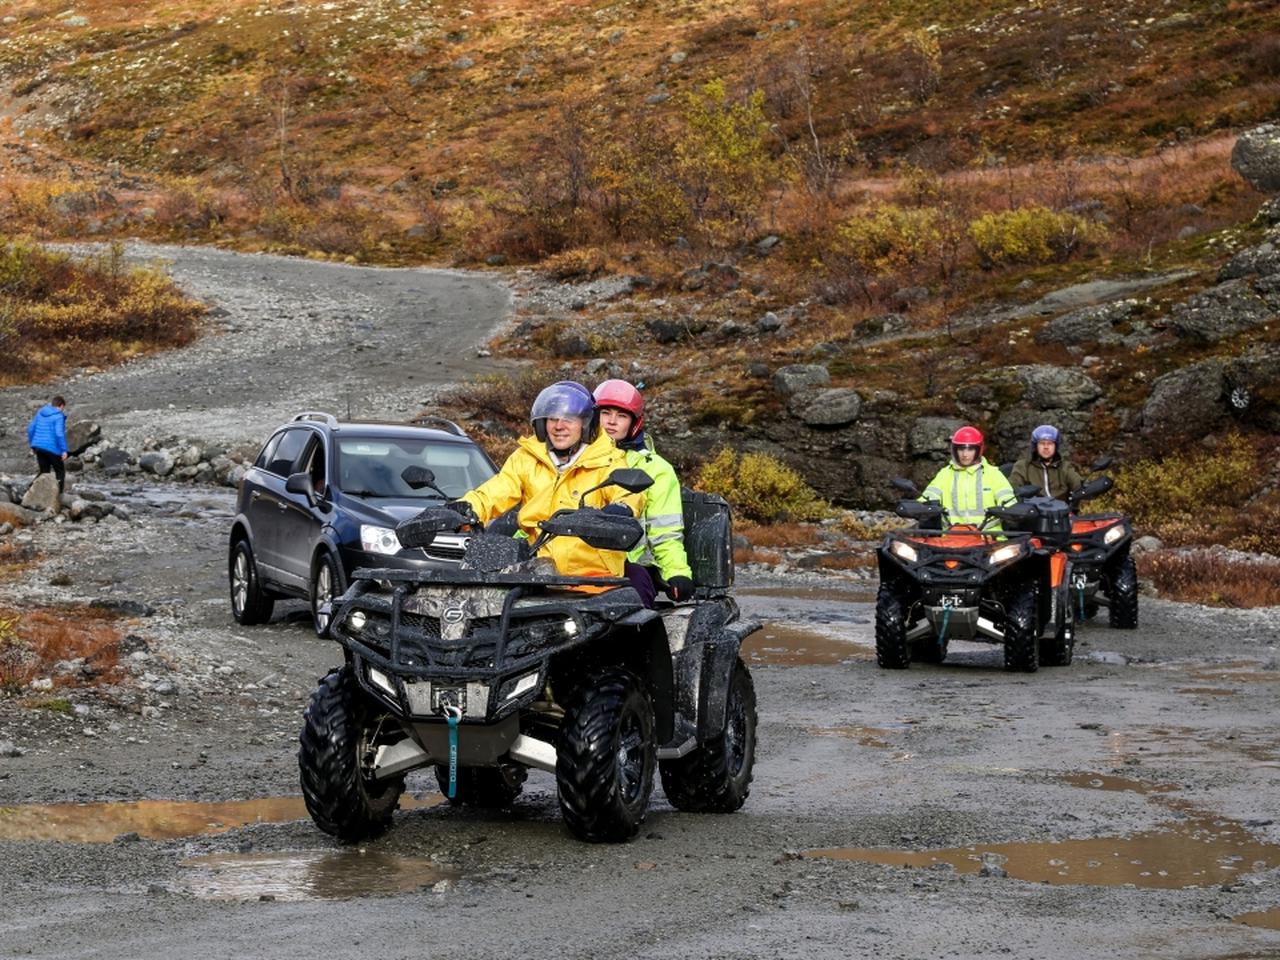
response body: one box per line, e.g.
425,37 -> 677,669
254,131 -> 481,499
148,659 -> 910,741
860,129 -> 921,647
875,479 -> 1077,673
1065,461 -> 1137,629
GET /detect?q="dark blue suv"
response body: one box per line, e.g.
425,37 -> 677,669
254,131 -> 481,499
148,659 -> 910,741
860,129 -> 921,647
228,412 -> 497,635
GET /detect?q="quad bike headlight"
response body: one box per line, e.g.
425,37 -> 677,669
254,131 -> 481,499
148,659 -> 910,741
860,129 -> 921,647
360,524 -> 401,555
499,670 -> 542,703
988,543 -> 1024,566
890,540 -> 919,563
346,610 -> 367,633
1103,524 -> 1126,545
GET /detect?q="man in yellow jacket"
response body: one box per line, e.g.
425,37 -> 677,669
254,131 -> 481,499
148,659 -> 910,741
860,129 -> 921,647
453,381 -> 643,579
921,425 -> 1015,529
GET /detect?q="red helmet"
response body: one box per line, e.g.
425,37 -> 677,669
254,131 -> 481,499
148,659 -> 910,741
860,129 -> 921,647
950,425 -> 985,460
592,379 -> 645,441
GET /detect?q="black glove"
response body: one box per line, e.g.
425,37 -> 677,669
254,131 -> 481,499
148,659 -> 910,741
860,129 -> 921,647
444,499 -> 479,525
665,576 -> 695,602
601,502 -> 634,518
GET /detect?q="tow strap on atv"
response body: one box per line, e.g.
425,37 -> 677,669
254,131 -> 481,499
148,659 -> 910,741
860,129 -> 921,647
444,705 -> 462,799
937,607 -> 951,648
1077,585 -> 1086,622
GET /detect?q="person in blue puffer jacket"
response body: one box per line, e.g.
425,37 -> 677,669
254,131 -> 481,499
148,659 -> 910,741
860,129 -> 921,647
26,395 -> 69,493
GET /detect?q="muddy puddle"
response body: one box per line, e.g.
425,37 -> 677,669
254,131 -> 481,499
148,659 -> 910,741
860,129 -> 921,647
83,479 -> 235,519
1235,906 -> 1280,930
1056,772 -> 1178,795
1181,663 -> 1280,685
805,811 -> 1279,889
805,723 -> 913,748
742,623 -> 872,666
1175,688 -> 1239,697
1105,727 -> 1280,767
178,849 -> 459,901
0,794 -> 440,843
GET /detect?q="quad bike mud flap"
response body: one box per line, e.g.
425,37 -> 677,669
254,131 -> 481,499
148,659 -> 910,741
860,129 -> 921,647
696,618 -> 760,743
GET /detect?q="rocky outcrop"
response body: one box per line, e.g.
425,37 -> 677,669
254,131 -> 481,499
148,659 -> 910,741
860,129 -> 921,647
1232,123 -> 1280,194
994,365 -> 1102,409
1166,279 -> 1275,342
1141,347 -> 1280,438
1034,299 -> 1157,347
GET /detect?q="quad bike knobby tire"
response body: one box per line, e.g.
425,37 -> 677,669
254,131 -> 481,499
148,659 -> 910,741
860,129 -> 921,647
1002,583 -> 1040,673
660,657 -> 757,813
298,665 -> 405,841
1106,555 -> 1139,629
435,763 -> 527,807
556,667 -> 656,843
875,583 -> 911,669
229,539 -> 274,625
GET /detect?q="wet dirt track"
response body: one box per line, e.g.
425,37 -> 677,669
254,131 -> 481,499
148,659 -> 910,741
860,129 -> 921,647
1,249 -> 1279,960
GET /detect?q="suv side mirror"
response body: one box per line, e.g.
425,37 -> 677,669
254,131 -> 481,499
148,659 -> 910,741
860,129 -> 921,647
286,472 -> 315,503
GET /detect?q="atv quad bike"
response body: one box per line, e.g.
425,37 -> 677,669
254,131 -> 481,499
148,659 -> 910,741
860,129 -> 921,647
1067,463 -> 1137,629
874,479 -> 1076,672
1000,456 -> 1137,630
297,467 -> 760,843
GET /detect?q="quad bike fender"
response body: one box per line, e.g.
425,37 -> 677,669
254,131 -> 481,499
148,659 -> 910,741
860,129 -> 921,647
696,618 -> 760,743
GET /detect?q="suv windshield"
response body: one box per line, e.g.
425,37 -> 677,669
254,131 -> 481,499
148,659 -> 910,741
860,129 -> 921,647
335,437 -> 493,498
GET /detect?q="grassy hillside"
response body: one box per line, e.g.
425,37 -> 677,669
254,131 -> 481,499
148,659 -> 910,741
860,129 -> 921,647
2,0 -> 1278,546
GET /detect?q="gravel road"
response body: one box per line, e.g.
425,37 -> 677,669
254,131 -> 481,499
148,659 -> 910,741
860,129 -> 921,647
1,246 -> 1278,960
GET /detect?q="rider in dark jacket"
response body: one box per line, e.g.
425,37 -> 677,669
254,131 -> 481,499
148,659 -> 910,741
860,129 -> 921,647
1007,424 -> 1083,501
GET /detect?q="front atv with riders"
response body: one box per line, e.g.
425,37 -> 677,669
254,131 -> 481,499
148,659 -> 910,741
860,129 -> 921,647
298,467 -> 760,843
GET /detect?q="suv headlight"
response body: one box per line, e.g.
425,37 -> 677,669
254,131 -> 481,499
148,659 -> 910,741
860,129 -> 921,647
988,543 -> 1024,566
360,524 -> 401,555
890,540 -> 918,563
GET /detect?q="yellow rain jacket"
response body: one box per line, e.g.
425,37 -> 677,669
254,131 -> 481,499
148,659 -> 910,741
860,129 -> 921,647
461,431 -> 644,578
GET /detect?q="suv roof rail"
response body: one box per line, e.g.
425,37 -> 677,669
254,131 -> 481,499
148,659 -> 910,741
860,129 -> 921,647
408,415 -> 467,437
292,411 -> 339,426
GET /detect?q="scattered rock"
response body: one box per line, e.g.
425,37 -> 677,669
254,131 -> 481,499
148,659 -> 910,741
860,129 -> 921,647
1231,123 -> 1280,194
788,388 -> 863,427
773,364 -> 830,396
1166,279 -> 1274,341
138,451 -> 175,477
21,473 -> 61,513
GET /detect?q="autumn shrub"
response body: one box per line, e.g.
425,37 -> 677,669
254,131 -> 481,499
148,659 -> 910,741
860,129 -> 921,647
696,448 -> 830,523
591,134 -> 690,242
1137,551 -> 1280,609
835,203 -> 943,275
969,205 -> 1108,266
0,238 -> 203,382
542,247 -> 607,281
1101,433 -> 1255,531
676,79 -> 779,243
0,605 -> 123,694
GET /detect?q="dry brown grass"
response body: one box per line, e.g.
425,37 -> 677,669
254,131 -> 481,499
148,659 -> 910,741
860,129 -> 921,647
737,521 -> 822,549
0,542 -> 38,577
1137,551 -> 1280,610
0,604 -> 125,693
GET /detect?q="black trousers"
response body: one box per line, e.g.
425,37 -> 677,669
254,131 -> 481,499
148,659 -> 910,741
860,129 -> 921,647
34,448 -> 65,492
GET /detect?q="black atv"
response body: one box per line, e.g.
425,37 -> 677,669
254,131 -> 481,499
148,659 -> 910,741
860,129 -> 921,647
1065,460 -> 1137,629
297,466 -> 760,843
874,479 -> 1077,672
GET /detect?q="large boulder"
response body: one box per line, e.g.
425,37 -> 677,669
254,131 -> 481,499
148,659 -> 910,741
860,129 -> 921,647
138,450 -> 175,477
97,447 -> 132,471
1231,123 -> 1280,194
65,421 -> 101,456
21,473 -> 61,512
1218,240 -> 1280,282
1141,359 -> 1230,439
772,364 -> 831,396
1166,279 -> 1274,341
787,388 -> 863,427
999,365 -> 1102,409
0,501 -> 40,526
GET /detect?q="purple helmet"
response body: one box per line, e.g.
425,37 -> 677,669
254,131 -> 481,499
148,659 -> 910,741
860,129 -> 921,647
530,381 -> 597,443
